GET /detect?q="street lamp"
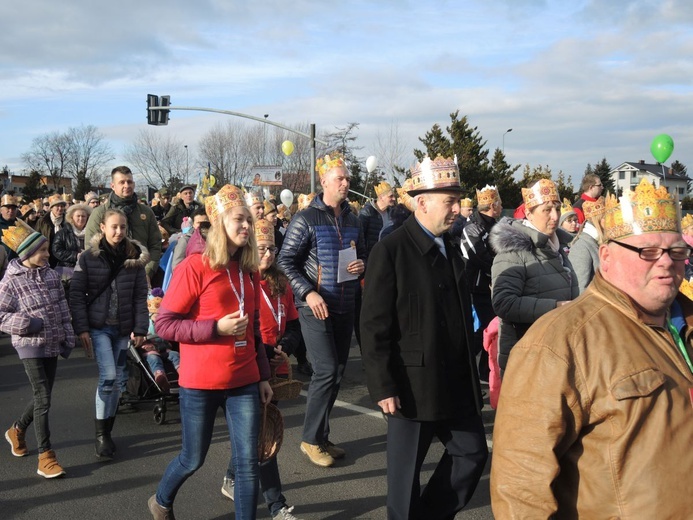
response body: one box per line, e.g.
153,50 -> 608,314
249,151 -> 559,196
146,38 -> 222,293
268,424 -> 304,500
502,128 -> 513,153
184,145 -> 189,184
263,114 -> 269,162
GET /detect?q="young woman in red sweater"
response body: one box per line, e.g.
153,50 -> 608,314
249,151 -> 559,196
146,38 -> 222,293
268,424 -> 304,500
149,185 -> 272,520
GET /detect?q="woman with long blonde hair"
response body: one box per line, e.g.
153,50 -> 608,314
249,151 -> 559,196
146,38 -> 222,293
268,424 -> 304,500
148,185 -> 272,520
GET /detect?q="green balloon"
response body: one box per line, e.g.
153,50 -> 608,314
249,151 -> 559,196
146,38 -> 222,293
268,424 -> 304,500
650,134 -> 674,163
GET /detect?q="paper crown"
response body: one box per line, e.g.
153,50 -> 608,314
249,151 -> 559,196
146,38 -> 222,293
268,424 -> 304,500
254,218 -> 275,245
297,193 -> 316,211
48,194 -> 66,208
680,278 -> 693,301
522,179 -> 560,210
349,200 -> 361,214
583,196 -> 607,221
0,195 -> 18,207
1,219 -> 47,261
476,185 -> 499,206
561,198 -> 574,214
681,213 -> 693,231
603,178 -> 679,241
396,179 -> 416,212
316,152 -> 347,178
62,193 -> 73,203
460,198 -> 474,208
408,156 -> 462,195
20,204 -> 34,215
374,181 -> 392,197
205,184 -> 246,222
244,188 -> 264,207
263,200 -> 277,215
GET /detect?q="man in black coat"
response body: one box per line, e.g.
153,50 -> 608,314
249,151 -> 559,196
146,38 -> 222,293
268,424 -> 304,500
360,156 -> 487,520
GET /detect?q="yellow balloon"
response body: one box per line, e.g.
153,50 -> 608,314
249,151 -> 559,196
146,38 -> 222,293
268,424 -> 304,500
282,140 -> 295,156
208,175 -> 216,187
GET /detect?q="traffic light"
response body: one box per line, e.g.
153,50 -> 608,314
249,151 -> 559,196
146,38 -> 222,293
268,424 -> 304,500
146,94 -> 171,126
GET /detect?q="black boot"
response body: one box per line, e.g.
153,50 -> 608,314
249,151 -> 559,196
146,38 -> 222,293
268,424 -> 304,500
95,419 -> 114,460
105,416 -> 117,454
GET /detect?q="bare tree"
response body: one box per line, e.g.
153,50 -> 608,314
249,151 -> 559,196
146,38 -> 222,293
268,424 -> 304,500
124,129 -> 187,193
21,131 -> 72,192
197,121 -> 259,187
373,121 -> 410,186
66,125 -> 113,186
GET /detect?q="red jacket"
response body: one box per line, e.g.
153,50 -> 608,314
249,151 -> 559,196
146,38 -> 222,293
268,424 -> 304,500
156,254 -> 269,390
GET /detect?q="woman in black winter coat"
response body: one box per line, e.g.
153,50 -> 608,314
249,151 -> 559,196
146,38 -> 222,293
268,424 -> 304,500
52,203 -> 91,286
69,208 -> 149,461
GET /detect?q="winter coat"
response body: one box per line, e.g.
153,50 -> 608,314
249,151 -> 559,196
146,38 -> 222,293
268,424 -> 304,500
568,226 -> 600,294
52,225 -> 84,268
489,217 -> 578,371
358,202 -> 390,257
482,316 -> 501,409
491,273 -> 693,519
0,259 -> 75,359
459,210 -> 498,294
69,235 -> 150,337
35,214 -> 69,268
84,196 -> 162,278
160,199 -> 202,235
360,216 -> 482,421
277,194 -> 366,314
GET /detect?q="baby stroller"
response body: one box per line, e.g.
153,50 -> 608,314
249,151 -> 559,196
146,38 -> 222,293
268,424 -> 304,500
121,339 -> 180,424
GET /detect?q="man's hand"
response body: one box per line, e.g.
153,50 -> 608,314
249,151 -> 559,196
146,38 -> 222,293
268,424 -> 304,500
306,291 -> 329,320
130,332 -> 146,348
80,332 -> 94,359
217,310 -> 249,336
378,396 -> 401,415
269,346 -> 285,368
259,380 -> 273,404
347,259 -> 365,276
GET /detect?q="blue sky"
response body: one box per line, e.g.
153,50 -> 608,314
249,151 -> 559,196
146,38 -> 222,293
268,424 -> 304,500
1,0 -> 692,187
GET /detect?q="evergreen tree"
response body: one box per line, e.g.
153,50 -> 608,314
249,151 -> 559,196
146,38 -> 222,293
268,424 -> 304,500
73,169 -> 92,201
554,170 -> 575,202
592,158 -> 614,194
489,148 -> 521,208
21,170 -> 50,201
670,160 -> 690,192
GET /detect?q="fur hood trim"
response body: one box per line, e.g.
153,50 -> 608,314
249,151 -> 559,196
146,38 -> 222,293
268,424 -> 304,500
489,217 -> 573,255
86,233 -> 151,268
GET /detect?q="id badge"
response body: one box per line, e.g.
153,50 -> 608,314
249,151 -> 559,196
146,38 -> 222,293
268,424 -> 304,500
234,340 -> 247,349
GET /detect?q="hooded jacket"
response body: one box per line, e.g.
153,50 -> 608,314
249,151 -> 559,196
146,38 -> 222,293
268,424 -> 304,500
69,235 -> 150,337
489,217 -> 578,370
0,259 -> 75,359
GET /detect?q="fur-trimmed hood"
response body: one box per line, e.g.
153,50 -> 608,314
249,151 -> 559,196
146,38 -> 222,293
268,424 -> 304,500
86,233 -> 151,268
489,217 -> 573,255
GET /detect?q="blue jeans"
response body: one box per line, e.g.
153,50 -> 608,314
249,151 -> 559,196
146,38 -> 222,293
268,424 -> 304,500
92,326 -> 129,419
298,307 -> 353,444
156,385 -> 260,519
145,350 -> 181,374
17,356 -> 58,453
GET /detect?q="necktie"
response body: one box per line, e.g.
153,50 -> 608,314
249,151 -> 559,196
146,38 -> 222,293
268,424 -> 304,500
434,236 -> 447,259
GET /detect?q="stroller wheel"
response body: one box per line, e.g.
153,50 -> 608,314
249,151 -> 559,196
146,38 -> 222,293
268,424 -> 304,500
153,405 -> 166,425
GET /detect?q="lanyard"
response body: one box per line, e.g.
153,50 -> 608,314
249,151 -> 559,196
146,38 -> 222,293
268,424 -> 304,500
260,287 -> 282,332
226,266 -> 244,317
666,319 -> 693,375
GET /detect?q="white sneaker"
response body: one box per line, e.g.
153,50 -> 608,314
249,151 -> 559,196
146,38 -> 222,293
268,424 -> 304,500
274,506 -> 301,520
221,476 -> 234,500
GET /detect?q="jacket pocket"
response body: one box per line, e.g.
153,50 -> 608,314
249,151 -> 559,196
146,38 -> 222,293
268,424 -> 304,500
400,350 -> 423,366
610,368 -> 666,400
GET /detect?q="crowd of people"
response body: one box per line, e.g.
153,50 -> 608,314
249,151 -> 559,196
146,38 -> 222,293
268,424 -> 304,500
2,154 -> 692,520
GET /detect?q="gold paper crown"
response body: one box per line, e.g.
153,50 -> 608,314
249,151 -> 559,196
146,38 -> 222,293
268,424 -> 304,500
263,200 -> 277,215
20,204 -> 34,215
460,198 -> 474,208
349,200 -> 361,214
583,196 -> 607,221
408,156 -> 461,194
603,178 -> 679,241
244,188 -> 264,207
254,218 -> 275,245
205,184 -> 246,222
561,198 -> 574,214
316,152 -> 347,178
297,193 -> 315,211
48,194 -> 66,207
397,179 -> 416,212
681,213 -> 693,231
680,278 -> 693,301
374,181 -> 392,197
522,179 -> 559,210
2,219 -> 36,252
476,185 -> 499,206
0,195 -> 18,207
62,193 -> 73,203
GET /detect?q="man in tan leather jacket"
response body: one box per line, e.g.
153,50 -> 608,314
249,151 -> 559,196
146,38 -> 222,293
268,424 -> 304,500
491,179 -> 693,519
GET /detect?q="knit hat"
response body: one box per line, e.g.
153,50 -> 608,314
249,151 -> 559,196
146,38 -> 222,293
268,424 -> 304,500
2,219 -> 48,262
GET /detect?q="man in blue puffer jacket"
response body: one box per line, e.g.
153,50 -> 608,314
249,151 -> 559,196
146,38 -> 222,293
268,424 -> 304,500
277,152 -> 366,468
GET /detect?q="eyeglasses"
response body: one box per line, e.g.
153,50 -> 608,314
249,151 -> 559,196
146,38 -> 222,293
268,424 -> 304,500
593,184 -> 603,188
258,246 -> 278,255
610,240 -> 691,261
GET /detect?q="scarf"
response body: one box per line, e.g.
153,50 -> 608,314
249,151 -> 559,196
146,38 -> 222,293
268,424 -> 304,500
99,236 -> 129,275
50,213 -> 64,233
108,191 -> 139,216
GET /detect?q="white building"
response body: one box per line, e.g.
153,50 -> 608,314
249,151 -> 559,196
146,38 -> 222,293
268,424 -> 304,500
610,160 -> 690,197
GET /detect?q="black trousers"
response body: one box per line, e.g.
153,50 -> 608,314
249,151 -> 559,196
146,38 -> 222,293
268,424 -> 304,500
386,413 -> 488,520
17,356 -> 59,453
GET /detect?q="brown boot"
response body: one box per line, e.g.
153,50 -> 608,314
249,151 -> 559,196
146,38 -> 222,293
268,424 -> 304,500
148,495 -> 176,520
37,450 -> 66,478
5,423 -> 28,457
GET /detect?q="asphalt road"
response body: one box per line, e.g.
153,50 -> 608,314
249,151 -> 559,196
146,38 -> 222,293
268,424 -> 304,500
0,335 -> 495,519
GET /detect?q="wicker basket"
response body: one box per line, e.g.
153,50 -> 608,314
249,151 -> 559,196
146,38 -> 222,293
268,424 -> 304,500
258,402 -> 283,463
268,353 -> 303,401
